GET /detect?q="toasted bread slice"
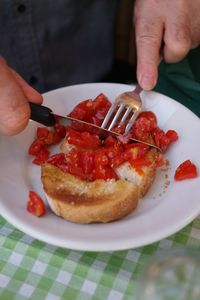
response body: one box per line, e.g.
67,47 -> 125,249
41,148 -> 157,224
41,163 -> 139,224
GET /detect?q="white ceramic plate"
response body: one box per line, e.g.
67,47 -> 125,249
1,83 -> 200,252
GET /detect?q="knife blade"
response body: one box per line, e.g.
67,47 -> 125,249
29,102 -> 161,151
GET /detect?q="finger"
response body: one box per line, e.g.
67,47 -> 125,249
135,15 -> 163,90
0,58 -> 30,135
9,68 -> 43,104
163,18 -> 192,63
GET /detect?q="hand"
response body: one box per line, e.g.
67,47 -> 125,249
134,0 -> 200,90
0,57 -> 43,135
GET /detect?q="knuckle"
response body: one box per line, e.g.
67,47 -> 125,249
135,18 -> 162,48
165,21 -> 192,58
136,34 -> 160,49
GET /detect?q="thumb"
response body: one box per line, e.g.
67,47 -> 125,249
0,58 -> 31,135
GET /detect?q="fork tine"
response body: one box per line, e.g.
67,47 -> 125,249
108,103 -> 124,131
101,103 -> 117,129
118,106 -> 132,126
124,110 -> 140,134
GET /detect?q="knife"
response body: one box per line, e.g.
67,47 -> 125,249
29,102 -> 161,151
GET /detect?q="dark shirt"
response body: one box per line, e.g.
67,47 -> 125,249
0,0 -> 118,92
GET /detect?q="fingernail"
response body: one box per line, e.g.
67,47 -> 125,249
140,75 -> 156,91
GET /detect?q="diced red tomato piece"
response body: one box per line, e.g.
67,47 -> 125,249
66,164 -> 85,179
54,123 -> 66,138
134,117 -> 152,132
94,149 -> 109,167
65,148 -> 81,166
125,143 -> 149,158
67,129 -> 100,148
94,165 -> 118,180
80,151 -> 95,174
28,139 -> 44,156
44,131 -> 62,145
174,160 -> 198,181
37,127 -> 49,140
152,128 -> 170,151
129,157 -> 152,168
138,111 -> 157,130
166,130 -> 178,142
27,191 -> 46,217
46,154 -> 64,169
32,146 -> 49,165
131,125 -> 150,142
68,99 -> 93,121
104,136 -> 117,147
93,93 -> 111,111
92,93 -> 111,125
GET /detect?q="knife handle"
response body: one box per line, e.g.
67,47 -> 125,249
29,102 -> 56,126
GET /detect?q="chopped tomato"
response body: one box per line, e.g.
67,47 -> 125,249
36,127 -> 62,145
32,147 -> 49,165
125,143 -> 149,158
104,136 -> 117,147
131,125 -> 150,142
28,139 -> 44,156
67,129 -> 100,148
94,149 -> 109,167
66,164 -> 85,179
152,128 -> 170,151
68,99 -> 93,121
65,148 -> 81,166
27,191 -> 46,217
92,93 -> 111,126
94,165 -> 118,180
37,127 -> 49,140
80,151 -> 95,174
138,111 -> 157,130
174,160 -> 198,181
166,130 -> 178,142
134,117 -> 152,132
129,157 -> 152,168
46,131 -> 62,145
54,123 -> 66,138
93,93 -> 111,111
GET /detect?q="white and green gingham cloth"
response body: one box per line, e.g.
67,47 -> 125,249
0,215 -> 200,300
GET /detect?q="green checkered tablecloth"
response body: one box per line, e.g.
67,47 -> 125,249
0,215 -> 200,300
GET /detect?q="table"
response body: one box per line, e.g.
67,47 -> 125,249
0,215 -> 200,300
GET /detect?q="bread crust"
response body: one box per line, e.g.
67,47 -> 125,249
139,149 -> 157,197
41,163 -> 139,224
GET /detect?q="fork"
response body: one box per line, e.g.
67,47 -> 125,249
101,84 -> 143,134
